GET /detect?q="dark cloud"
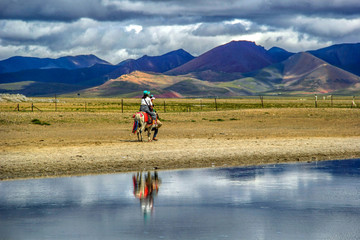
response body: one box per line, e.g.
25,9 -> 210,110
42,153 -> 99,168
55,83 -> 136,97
0,0 -> 149,22
268,0 -> 360,16
0,0 -> 360,62
1,0 -> 359,23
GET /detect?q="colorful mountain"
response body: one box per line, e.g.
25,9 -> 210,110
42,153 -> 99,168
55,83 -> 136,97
77,71 -> 240,98
108,49 -> 195,78
166,41 -> 274,79
245,52 -> 360,94
1,41 -> 360,97
77,71 -> 188,97
308,43 -> 360,76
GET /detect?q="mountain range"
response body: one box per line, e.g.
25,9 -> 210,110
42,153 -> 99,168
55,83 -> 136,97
0,54 -> 110,73
1,41 -> 360,97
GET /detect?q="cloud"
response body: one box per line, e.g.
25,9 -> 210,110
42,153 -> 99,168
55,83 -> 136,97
193,22 -> 248,37
2,0 -> 359,23
1,0 -> 360,62
291,16 -> 360,39
0,20 -> 67,43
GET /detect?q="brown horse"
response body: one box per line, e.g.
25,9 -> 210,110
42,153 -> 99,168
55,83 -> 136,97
132,112 -> 155,141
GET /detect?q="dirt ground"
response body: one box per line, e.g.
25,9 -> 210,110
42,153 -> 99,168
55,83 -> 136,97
1,108 -> 360,180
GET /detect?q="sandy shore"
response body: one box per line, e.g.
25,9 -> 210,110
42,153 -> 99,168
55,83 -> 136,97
1,108 -> 360,180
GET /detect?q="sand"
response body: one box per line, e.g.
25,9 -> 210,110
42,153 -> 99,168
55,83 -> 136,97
1,108 -> 360,180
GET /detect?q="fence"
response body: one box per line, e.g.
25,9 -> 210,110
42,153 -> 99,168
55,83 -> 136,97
0,95 -> 359,113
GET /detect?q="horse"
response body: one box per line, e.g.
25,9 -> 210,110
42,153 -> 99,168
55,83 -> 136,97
132,112 -> 155,141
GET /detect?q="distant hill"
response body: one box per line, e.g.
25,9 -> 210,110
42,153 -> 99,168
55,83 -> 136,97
76,71 -> 237,98
108,49 -> 194,78
117,49 -> 194,72
70,60 -> 360,98
308,43 -> 360,76
77,71 -> 189,97
267,47 -> 294,63
0,64 -> 118,85
245,52 -> 360,94
166,41 -> 274,80
1,41 -> 360,97
0,64 -> 119,96
0,50 -> 194,96
0,55 -> 110,73
281,52 -> 360,93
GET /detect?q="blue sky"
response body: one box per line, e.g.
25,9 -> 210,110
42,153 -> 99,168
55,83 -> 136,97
1,0 -> 360,64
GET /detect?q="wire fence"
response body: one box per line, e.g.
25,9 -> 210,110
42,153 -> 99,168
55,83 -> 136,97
0,95 -> 359,113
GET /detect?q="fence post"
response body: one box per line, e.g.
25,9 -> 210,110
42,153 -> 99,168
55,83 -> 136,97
200,99 -> 202,111
31,103 -> 34,112
85,102 -> 87,112
164,100 -> 166,113
351,96 -> 357,108
260,96 -> 264,108
331,95 -> 333,107
55,94 -> 57,112
14,104 -> 20,111
315,95 -> 318,108
215,98 -> 217,111
121,99 -> 124,113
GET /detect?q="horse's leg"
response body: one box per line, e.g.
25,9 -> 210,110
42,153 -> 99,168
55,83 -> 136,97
137,130 -> 141,142
140,125 -> 146,142
147,126 -> 152,141
139,129 -> 143,142
148,125 -> 155,141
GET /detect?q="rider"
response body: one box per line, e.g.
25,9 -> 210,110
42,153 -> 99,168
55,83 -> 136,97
150,95 -> 162,141
140,91 -> 157,126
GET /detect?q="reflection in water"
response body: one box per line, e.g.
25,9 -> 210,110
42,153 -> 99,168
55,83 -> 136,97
132,171 -> 161,218
0,159 -> 360,240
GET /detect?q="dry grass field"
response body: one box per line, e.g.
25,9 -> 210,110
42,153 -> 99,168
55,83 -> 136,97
0,95 -> 358,112
1,97 -> 360,180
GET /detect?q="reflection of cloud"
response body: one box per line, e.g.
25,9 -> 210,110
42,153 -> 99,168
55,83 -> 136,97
1,162 -> 359,240
0,174 -> 134,207
159,167 -> 334,207
1,163 -> 355,211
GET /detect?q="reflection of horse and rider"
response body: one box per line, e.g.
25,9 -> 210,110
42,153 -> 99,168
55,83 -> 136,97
132,171 -> 161,216
132,90 -> 163,141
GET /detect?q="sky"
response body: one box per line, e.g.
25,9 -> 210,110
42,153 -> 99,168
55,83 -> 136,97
1,0 -> 360,64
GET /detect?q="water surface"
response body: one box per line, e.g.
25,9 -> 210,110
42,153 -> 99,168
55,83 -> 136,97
1,159 -> 360,240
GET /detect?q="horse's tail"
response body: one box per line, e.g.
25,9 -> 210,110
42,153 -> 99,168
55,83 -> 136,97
132,120 -> 139,134
132,113 -> 141,134
132,115 -> 139,134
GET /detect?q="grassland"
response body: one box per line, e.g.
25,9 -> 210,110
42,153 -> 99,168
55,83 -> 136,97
1,96 -> 360,180
0,95 -> 358,113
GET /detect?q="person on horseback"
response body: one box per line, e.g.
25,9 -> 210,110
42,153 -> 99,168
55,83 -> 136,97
140,90 -> 157,126
150,95 -> 162,141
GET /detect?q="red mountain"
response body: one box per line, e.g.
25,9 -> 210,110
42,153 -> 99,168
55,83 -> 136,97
280,52 -> 360,93
166,41 -> 274,76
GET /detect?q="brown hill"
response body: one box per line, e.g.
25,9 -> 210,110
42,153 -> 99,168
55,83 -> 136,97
77,71 -> 239,97
280,52 -> 360,93
79,71 -> 191,97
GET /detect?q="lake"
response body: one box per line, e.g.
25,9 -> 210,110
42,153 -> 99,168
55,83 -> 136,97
1,159 -> 360,240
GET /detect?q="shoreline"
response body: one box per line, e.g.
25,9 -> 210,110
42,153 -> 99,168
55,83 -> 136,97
1,137 -> 359,181
1,108 -> 360,181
